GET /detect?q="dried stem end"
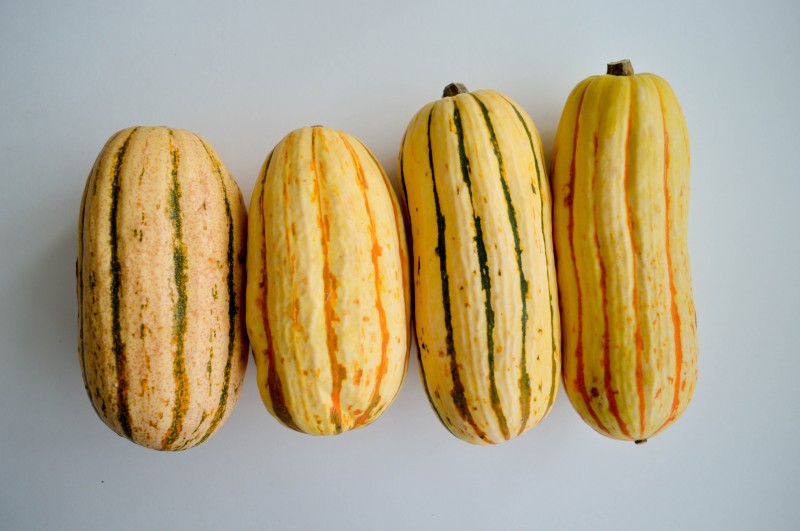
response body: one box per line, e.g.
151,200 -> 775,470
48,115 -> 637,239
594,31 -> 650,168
442,83 -> 469,98
607,59 -> 635,76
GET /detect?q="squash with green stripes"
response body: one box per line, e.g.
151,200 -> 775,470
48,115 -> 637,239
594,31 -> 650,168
246,126 -> 411,435
399,83 -> 560,444
551,60 -> 698,442
77,126 -> 248,450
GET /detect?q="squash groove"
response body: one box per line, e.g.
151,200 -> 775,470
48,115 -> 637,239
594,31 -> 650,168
453,101 -> 508,441
566,80 -> 610,435
162,129 -> 190,450
502,97 -> 559,420
109,128 -> 137,440
341,135 -> 391,426
197,138 -> 239,445
656,82 -> 684,432
427,108 -> 489,442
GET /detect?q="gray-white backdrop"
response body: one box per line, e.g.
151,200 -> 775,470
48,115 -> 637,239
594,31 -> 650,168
2,1 -> 798,529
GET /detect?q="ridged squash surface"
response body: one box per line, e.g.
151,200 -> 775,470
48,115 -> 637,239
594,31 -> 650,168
78,126 -> 248,450
246,126 -> 411,435
399,86 -> 560,445
551,63 -> 698,441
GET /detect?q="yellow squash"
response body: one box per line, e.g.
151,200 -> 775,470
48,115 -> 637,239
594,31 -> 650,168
551,60 -> 698,442
78,126 -> 249,450
246,126 -> 411,435
399,84 -> 560,445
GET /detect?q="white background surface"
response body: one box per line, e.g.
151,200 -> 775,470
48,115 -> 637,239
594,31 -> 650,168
2,1 -> 798,529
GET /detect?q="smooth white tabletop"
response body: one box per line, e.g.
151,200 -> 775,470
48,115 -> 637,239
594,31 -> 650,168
2,1 -> 798,529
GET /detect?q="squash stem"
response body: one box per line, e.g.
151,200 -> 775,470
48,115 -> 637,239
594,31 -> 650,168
607,59 -> 634,76
442,83 -> 469,98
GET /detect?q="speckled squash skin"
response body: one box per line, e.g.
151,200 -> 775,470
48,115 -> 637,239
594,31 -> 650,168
551,62 -> 698,442
399,85 -> 561,445
77,126 -> 248,450
246,126 -> 411,435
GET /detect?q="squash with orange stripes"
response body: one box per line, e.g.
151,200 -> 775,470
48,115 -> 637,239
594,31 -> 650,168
78,126 -> 249,450
399,83 -> 561,445
551,60 -> 699,442
246,126 -> 411,435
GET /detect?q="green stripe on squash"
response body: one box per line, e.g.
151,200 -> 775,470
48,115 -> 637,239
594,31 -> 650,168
427,108 -> 489,443
109,128 -> 137,440
453,102 -> 509,441
471,95 -> 532,432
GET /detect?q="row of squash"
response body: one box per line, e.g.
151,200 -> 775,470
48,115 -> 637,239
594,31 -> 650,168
77,60 -> 698,450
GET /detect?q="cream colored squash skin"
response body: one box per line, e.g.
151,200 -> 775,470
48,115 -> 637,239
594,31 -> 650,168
77,126 -> 249,450
399,84 -> 560,445
246,126 -> 411,435
551,61 -> 698,442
